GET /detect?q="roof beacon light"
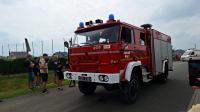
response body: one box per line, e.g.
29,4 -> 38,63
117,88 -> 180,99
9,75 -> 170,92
85,20 -> 93,26
89,20 -> 93,25
79,22 -> 84,28
109,14 -> 115,20
140,24 -> 152,29
85,21 -> 90,26
95,19 -> 103,24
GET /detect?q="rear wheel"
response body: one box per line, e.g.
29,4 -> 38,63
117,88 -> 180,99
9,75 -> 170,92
155,64 -> 169,84
122,69 -> 141,104
78,81 -> 97,95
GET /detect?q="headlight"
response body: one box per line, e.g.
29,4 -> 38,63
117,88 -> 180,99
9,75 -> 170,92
98,75 -> 109,82
66,73 -> 72,79
104,75 -> 109,82
99,75 -> 104,81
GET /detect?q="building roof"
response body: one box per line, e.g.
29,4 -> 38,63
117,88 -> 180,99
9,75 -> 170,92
53,51 -> 67,57
9,51 -> 28,58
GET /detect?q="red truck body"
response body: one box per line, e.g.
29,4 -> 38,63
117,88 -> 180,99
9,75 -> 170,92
64,15 -> 172,103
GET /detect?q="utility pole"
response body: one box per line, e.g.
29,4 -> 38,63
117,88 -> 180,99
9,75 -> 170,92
8,44 -> 10,56
32,42 -> 34,56
16,44 -> 17,52
195,43 -> 197,49
63,38 -> 66,52
41,41 -> 44,55
52,39 -> 54,54
1,45 -> 3,57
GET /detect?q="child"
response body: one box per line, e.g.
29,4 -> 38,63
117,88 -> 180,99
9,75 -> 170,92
34,57 -> 41,87
24,55 -> 35,89
52,55 -> 59,84
56,60 -> 64,91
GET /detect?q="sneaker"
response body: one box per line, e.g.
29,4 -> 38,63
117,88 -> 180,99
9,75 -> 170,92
58,88 -> 63,91
45,90 -> 49,93
0,100 -> 2,102
42,89 -> 49,93
42,89 -> 46,93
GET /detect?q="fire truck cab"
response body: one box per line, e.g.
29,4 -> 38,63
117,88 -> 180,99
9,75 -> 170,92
64,14 -> 173,103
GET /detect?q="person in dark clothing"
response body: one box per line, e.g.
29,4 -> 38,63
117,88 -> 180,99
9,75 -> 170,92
33,57 -> 40,87
24,55 -> 35,89
52,55 -> 59,84
56,60 -> 64,91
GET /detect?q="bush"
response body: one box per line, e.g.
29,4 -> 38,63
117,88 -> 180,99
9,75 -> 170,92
0,58 -> 68,75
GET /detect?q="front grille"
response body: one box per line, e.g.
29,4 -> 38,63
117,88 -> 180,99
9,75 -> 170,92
79,66 -> 98,72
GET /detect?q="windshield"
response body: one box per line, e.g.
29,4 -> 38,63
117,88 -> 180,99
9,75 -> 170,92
183,50 -> 192,55
73,25 -> 119,46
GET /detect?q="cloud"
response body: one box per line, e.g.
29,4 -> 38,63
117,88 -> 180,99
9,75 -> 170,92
151,0 -> 200,22
0,0 -> 200,56
0,0 -> 24,5
163,14 -> 200,49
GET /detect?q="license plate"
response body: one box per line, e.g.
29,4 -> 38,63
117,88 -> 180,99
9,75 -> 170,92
78,76 -> 92,82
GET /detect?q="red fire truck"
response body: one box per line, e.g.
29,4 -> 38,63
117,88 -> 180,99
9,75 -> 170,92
64,14 -> 173,103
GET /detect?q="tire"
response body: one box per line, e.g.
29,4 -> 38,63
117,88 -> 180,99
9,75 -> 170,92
78,81 -> 97,95
122,69 -> 141,104
155,64 -> 169,84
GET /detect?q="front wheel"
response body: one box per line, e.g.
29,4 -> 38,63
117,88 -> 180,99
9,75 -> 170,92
78,81 -> 97,95
122,70 -> 141,104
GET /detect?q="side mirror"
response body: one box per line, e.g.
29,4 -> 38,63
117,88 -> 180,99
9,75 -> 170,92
64,41 -> 69,48
69,38 -> 72,46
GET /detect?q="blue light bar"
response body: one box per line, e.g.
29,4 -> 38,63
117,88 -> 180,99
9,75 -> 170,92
109,14 -> 115,20
79,22 -> 84,28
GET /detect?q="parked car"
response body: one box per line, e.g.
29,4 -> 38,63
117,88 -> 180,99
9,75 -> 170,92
181,49 -> 200,61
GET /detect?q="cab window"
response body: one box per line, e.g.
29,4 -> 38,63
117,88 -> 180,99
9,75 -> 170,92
140,33 -> 145,45
191,52 -> 195,55
121,27 -> 132,43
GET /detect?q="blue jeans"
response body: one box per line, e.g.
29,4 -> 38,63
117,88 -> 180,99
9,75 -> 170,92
28,72 -> 34,82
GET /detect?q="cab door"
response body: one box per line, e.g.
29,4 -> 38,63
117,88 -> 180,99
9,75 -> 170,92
120,26 -> 135,50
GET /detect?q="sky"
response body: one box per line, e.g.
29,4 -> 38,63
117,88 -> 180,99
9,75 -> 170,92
0,0 -> 200,56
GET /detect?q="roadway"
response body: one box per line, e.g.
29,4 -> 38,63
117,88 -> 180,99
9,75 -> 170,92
0,62 -> 194,112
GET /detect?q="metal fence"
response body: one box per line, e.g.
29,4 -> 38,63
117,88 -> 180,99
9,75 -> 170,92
0,38 -> 68,57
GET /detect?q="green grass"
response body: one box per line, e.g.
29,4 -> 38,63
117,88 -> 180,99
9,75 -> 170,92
0,72 -> 69,99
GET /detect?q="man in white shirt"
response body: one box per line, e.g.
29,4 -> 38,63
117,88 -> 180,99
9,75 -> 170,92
39,53 -> 49,93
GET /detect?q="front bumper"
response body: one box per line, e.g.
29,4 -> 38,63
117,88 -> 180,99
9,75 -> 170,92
63,71 -> 120,84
